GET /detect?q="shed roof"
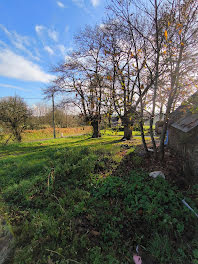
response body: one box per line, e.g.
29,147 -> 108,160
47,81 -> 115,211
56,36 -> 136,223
170,91 -> 198,133
171,113 -> 198,132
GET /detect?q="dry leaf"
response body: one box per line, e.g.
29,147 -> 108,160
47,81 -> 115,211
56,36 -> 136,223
176,23 -> 182,29
48,258 -> 54,264
164,30 -> 168,41
91,230 -> 100,236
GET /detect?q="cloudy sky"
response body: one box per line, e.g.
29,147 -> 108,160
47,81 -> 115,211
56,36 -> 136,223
0,0 -> 106,105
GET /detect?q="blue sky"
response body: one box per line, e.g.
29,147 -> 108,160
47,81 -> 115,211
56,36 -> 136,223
0,0 -> 107,105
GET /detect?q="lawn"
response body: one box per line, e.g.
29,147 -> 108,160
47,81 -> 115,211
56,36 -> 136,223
22,127 -> 92,141
101,125 -> 151,137
0,126 -> 92,143
0,135 -> 197,264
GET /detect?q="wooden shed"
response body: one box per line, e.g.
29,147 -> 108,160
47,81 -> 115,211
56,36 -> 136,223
168,92 -> 198,181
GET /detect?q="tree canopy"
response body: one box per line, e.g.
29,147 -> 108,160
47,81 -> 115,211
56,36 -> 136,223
0,96 -> 31,142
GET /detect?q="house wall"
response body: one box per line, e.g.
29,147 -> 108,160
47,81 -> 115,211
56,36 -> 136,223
168,126 -> 198,182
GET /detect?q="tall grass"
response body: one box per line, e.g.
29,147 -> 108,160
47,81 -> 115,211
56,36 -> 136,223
22,126 -> 92,141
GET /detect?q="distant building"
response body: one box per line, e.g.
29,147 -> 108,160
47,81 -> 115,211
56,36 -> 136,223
111,116 -> 122,128
168,92 -> 198,181
144,113 -> 165,127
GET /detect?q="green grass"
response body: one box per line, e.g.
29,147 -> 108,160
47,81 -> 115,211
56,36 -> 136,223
0,135 -> 197,264
101,125 -> 151,137
0,127 -> 92,143
0,135 -> 124,188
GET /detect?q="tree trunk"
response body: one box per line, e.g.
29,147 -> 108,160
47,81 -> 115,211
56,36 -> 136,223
91,120 -> 101,138
13,129 -> 22,142
16,133 -> 22,142
123,123 -> 132,140
159,114 -> 170,160
149,117 -> 157,159
159,105 -> 163,121
149,0 -> 159,159
139,121 -> 148,153
108,114 -> 112,128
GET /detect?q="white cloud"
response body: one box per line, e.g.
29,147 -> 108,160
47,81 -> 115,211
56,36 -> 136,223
35,25 -> 45,35
48,29 -> 59,42
0,40 -> 7,47
71,0 -> 92,15
35,25 -> 59,43
72,0 -> 84,8
57,45 -> 66,56
99,23 -> 105,29
0,48 -> 54,83
0,83 -> 30,92
90,0 -> 100,6
65,55 -> 72,62
44,46 -> 54,55
0,24 -> 40,61
65,25 -> 69,33
57,1 -> 65,8
58,45 -> 73,56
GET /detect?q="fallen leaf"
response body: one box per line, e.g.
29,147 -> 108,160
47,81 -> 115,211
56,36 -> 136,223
48,258 -> 54,264
90,230 -> 100,236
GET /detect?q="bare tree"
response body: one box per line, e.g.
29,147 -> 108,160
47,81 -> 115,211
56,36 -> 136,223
108,0 -> 198,158
102,8 -> 155,142
158,0 -> 198,159
0,96 -> 31,142
55,26 -> 107,138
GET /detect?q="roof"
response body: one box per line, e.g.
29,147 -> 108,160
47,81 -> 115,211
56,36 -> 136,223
170,91 -> 198,133
171,113 -> 198,132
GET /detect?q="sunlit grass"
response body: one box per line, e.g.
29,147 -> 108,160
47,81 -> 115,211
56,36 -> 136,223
101,125 -> 152,137
0,134 -> 197,264
0,126 -> 92,144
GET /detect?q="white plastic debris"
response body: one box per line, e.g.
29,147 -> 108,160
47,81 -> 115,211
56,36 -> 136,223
148,148 -> 154,152
136,245 -> 139,254
149,171 -> 165,179
182,199 -> 198,218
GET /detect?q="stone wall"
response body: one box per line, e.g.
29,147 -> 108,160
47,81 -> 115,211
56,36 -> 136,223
168,126 -> 198,182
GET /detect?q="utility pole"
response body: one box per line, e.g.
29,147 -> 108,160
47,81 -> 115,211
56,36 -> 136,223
52,93 -> 56,139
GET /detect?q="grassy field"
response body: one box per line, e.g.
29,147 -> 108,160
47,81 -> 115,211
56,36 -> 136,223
0,135 -> 198,264
22,127 -> 92,141
0,126 -> 92,143
0,125 -> 151,144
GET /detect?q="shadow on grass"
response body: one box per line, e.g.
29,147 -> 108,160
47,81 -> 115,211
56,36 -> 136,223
0,135 -> 122,190
0,135 -> 122,157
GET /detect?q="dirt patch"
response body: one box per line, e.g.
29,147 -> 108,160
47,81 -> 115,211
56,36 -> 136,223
139,146 -> 190,189
113,142 -> 194,192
